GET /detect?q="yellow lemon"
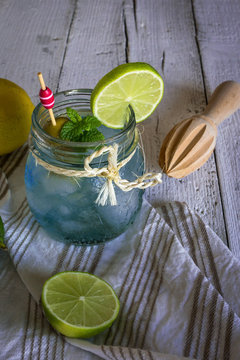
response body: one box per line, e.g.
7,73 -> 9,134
0,78 -> 34,155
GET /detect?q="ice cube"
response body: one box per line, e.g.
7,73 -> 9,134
41,173 -> 81,195
97,187 -> 142,231
59,204 -> 71,216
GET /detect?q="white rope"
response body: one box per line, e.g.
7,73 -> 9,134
31,143 -> 162,206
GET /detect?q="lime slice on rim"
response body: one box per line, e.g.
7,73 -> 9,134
91,62 -> 164,128
41,271 -> 120,338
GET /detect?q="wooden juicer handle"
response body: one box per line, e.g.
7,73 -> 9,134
203,81 -> 240,126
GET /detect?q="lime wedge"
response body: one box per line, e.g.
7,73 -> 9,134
91,62 -> 164,128
41,272 -> 120,338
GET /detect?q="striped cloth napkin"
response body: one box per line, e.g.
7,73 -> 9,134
1,144 -> 240,360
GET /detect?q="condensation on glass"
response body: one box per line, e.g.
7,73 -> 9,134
25,89 -> 144,245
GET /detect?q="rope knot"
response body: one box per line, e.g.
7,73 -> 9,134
107,168 -> 119,182
31,141 -> 162,207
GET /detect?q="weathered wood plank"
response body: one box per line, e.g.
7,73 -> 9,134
57,0 -> 126,91
0,0 -> 76,102
193,0 -> 240,254
124,0 -> 227,243
1,0 -> 235,247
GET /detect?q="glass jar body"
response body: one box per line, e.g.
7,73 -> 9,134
25,90 -> 144,245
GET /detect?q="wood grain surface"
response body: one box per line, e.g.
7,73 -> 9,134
1,0 -> 240,253
193,0 -> 240,254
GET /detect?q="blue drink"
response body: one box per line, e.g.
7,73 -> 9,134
25,90 -> 144,245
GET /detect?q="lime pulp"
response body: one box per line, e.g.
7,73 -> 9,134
41,271 -> 120,338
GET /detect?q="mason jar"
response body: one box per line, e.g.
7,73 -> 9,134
25,89 -> 145,245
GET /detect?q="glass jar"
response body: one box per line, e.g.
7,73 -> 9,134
25,89 -> 144,245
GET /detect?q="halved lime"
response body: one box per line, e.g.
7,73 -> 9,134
41,271 -> 120,338
91,62 -> 164,128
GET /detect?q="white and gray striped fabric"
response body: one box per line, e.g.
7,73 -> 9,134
1,144 -> 240,360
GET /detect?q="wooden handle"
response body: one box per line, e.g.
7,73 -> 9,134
202,81 -> 240,126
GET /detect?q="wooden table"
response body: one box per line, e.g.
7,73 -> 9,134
0,0 -> 239,252
1,2 -> 240,359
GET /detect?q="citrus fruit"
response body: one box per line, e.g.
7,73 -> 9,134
91,62 -> 164,128
0,78 -> 34,155
44,117 -> 67,138
41,271 -> 120,338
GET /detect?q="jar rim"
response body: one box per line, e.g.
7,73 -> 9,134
30,88 -> 138,168
32,88 -> 136,149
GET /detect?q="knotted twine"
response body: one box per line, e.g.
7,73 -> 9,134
31,143 -> 162,206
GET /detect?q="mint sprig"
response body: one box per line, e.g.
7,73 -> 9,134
60,108 -> 104,142
65,107 -> 82,123
0,216 -> 7,250
60,119 -> 84,141
80,128 -> 105,142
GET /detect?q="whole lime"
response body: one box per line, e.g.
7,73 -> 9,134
0,78 -> 34,155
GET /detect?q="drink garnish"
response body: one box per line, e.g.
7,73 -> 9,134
91,62 -> 164,128
59,107 -> 104,142
38,72 -> 56,126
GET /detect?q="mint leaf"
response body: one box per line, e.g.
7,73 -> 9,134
80,129 -> 105,142
66,107 -> 82,123
0,216 -> 7,250
59,108 -> 104,143
60,120 -> 84,141
81,116 -> 102,131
